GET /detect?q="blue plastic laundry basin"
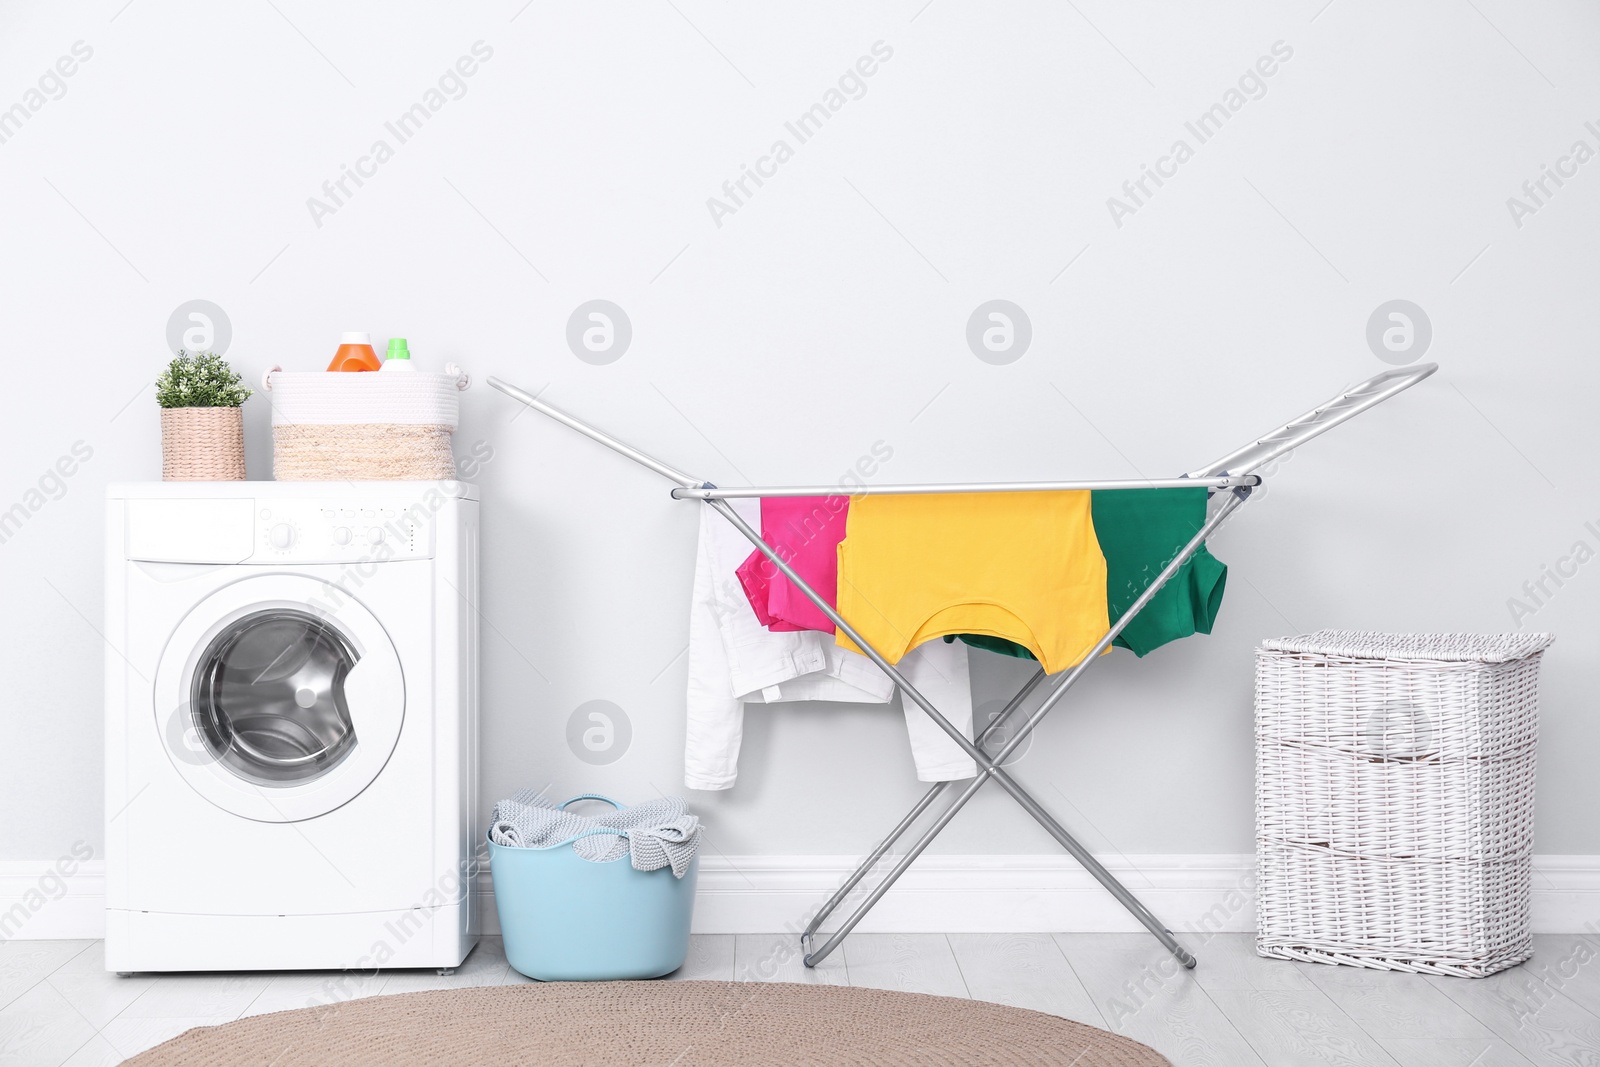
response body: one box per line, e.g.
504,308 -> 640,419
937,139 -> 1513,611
488,822 -> 698,982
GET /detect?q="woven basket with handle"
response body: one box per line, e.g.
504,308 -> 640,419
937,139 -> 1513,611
263,367 -> 468,481
160,406 -> 246,481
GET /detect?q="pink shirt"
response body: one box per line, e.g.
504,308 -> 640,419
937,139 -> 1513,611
735,496 -> 849,633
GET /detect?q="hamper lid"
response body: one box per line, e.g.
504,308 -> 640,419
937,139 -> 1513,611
1259,630 -> 1554,663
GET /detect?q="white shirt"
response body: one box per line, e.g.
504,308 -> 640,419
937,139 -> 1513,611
686,498 -> 974,790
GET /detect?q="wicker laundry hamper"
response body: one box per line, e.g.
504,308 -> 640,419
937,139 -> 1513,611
1254,630 -> 1553,977
262,365 -> 469,481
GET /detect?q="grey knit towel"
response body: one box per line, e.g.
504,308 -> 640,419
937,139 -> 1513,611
489,791 -> 701,879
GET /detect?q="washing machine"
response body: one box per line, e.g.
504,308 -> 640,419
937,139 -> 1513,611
104,481 -> 480,973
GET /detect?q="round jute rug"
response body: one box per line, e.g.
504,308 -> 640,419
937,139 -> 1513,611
123,981 -> 1171,1066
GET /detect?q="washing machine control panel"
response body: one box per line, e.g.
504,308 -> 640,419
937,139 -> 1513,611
252,499 -> 435,562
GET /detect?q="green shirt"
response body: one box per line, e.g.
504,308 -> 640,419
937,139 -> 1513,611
946,487 -> 1226,663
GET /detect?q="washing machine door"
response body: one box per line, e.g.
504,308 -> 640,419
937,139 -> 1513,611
154,574 -> 405,823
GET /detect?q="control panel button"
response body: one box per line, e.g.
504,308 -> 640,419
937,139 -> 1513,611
366,527 -> 385,545
269,523 -> 296,550
333,527 -> 352,546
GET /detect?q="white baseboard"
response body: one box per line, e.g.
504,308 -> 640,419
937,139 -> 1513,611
0,859 -> 106,941
7,856 -> 1599,940
682,854 -> 1262,938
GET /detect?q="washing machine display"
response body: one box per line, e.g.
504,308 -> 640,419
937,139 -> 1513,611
190,609 -> 359,785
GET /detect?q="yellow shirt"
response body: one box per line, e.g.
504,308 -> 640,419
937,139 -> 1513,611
834,491 -> 1110,675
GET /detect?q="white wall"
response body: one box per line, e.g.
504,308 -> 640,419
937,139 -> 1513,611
2,0 -> 1597,878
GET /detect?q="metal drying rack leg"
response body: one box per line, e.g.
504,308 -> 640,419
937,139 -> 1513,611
796,667 -> 1048,946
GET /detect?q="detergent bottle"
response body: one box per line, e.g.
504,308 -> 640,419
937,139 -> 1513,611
380,337 -> 416,372
327,332 -> 382,372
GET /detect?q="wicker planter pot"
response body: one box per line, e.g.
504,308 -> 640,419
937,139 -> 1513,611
160,406 -> 246,481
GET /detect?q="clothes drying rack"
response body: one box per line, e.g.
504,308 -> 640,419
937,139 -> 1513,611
487,362 -> 1437,969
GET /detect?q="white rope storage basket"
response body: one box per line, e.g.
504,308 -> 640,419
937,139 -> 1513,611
263,367 -> 468,481
1255,630 -> 1553,978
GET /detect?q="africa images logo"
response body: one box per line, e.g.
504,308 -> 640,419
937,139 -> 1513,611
706,41 -> 895,228
305,42 -> 494,228
1106,41 -> 1293,228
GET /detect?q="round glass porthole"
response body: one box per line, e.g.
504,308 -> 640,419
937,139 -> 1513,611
190,609 -> 359,785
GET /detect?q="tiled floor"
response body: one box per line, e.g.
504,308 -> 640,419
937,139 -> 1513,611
2,933 -> 1597,1065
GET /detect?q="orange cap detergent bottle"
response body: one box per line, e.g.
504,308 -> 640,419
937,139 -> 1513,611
326,332 -> 382,372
